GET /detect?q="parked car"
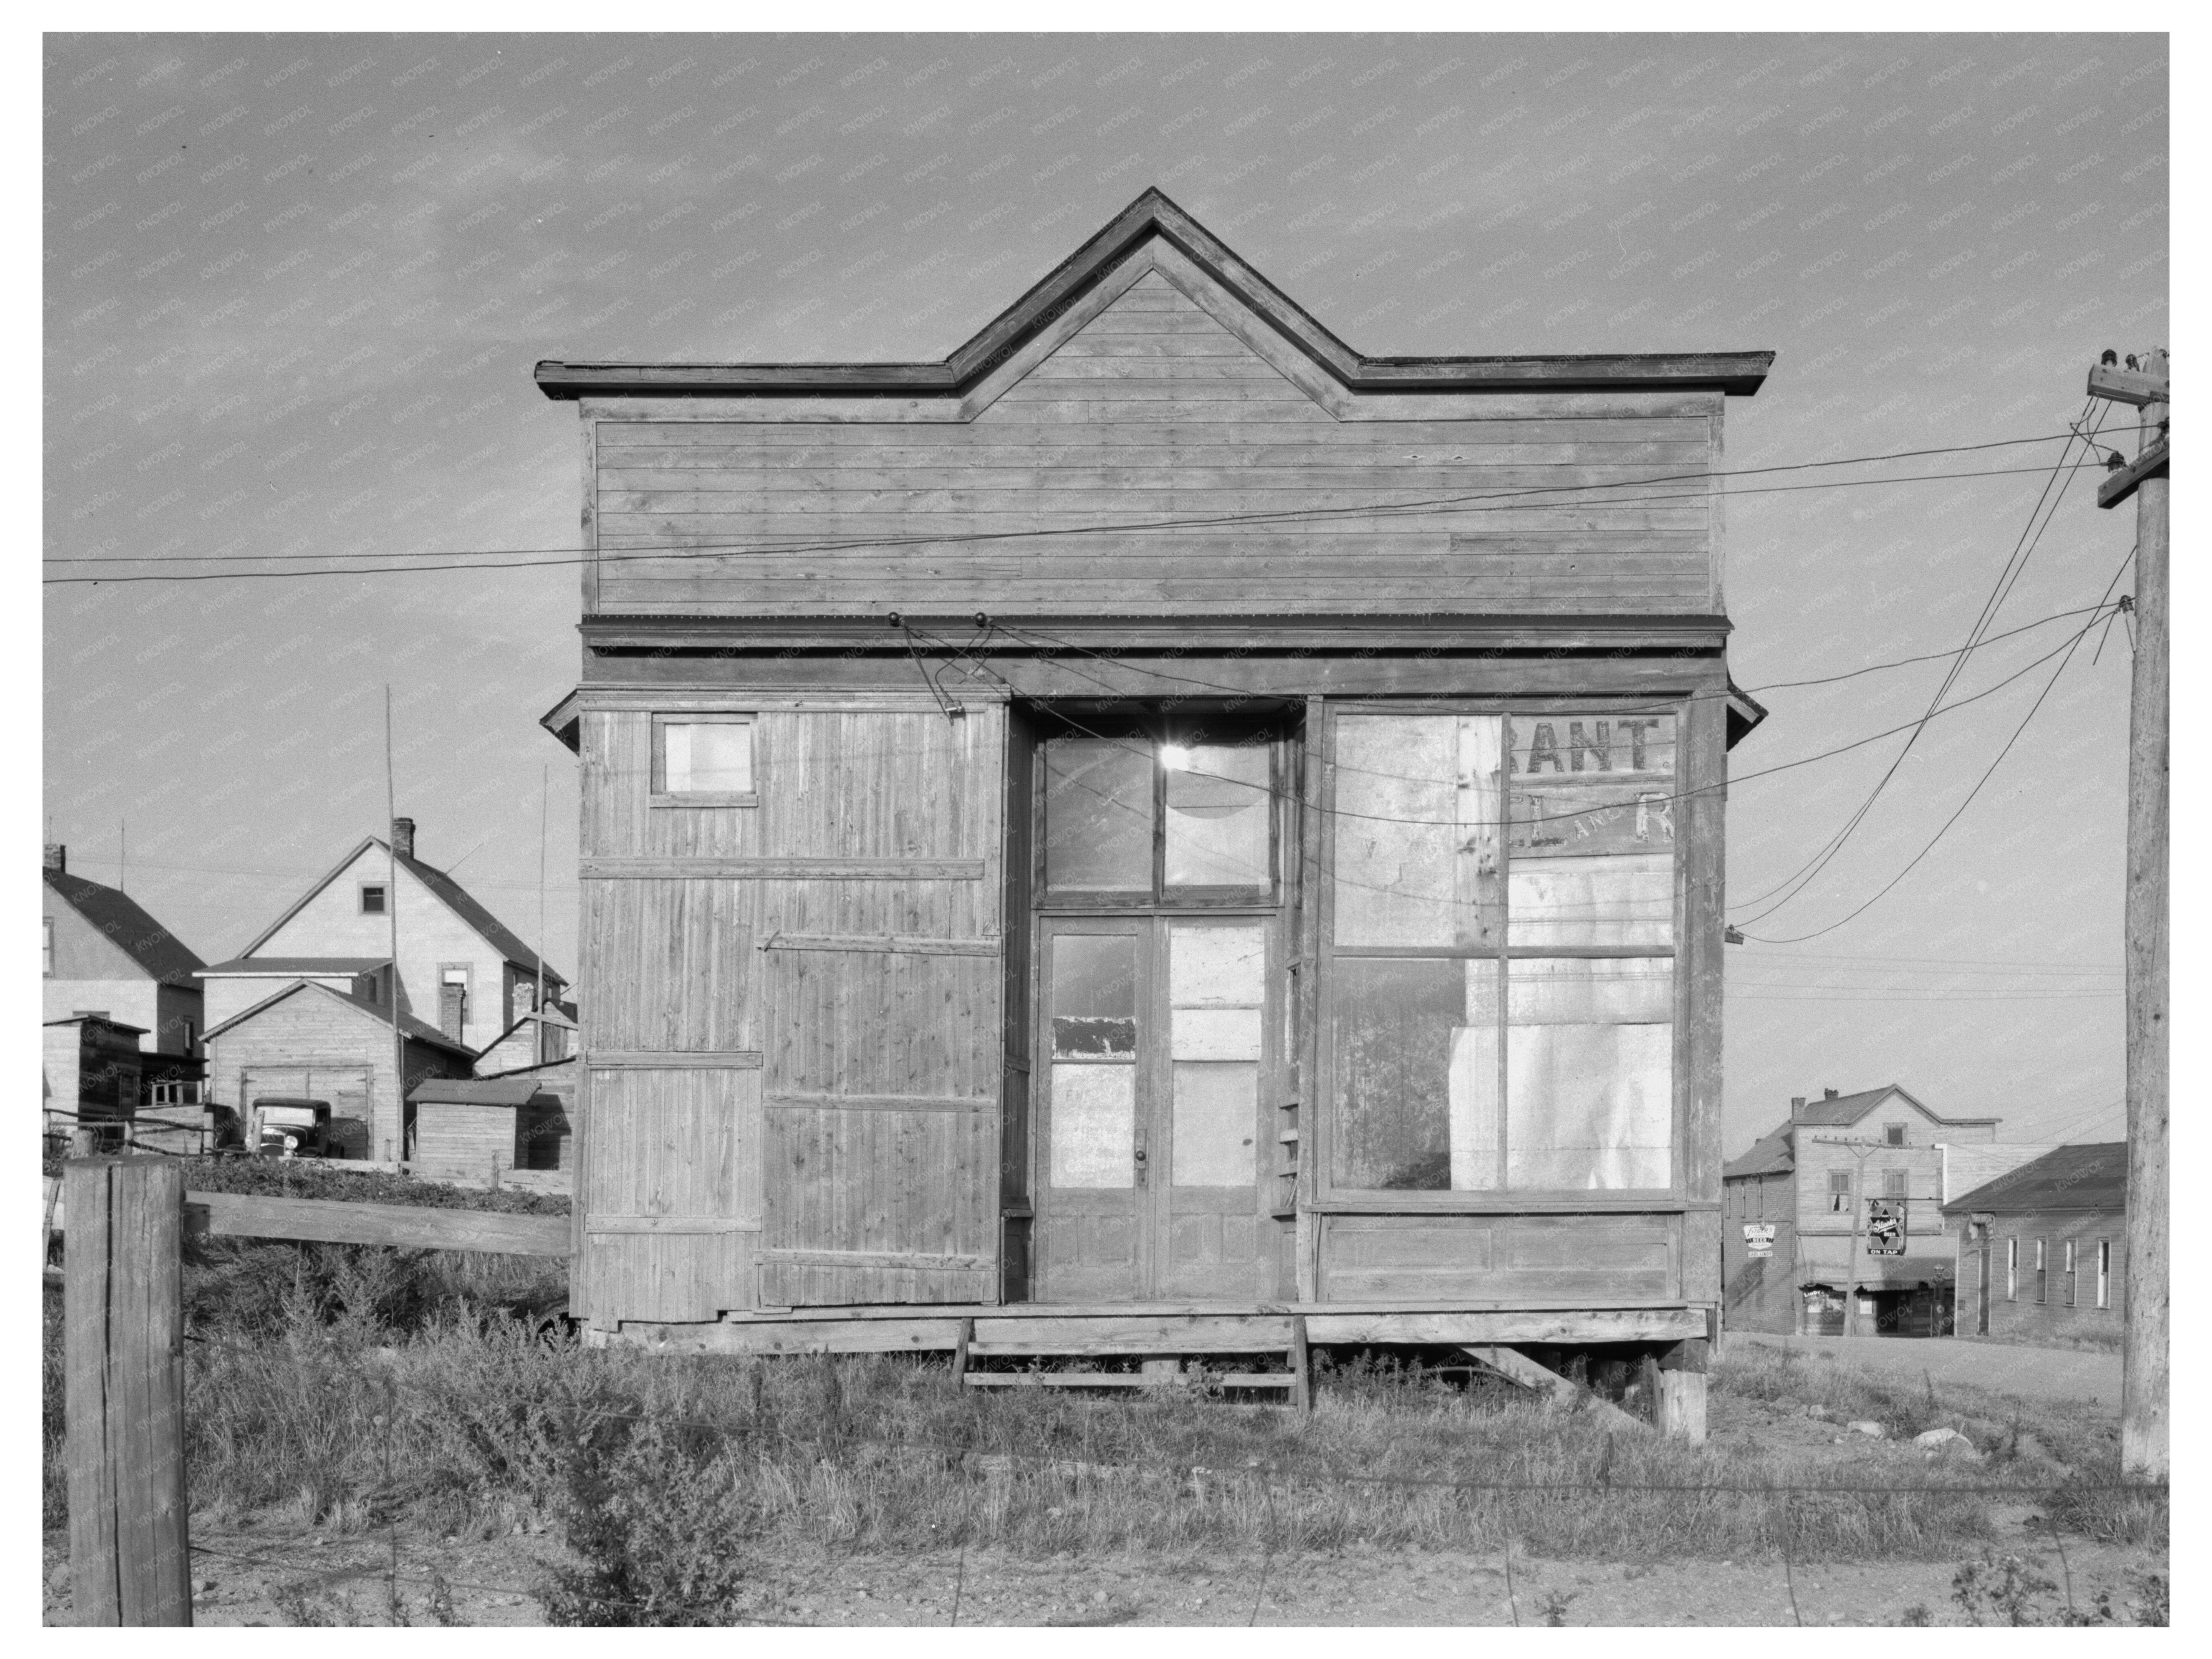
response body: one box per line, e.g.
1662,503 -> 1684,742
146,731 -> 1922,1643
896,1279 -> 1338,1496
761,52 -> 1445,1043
252,1098 -> 334,1159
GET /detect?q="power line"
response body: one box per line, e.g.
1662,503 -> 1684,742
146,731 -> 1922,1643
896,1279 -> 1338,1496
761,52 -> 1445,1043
44,455 -> 2099,587
1736,535 -> 2131,944
1727,411 -> 2109,925
40,429 -> 2091,572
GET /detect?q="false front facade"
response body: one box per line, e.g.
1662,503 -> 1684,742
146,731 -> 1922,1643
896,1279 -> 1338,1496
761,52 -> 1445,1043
536,191 -> 1772,1411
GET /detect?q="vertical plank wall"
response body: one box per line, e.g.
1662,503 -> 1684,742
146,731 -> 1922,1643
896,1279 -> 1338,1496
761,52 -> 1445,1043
757,705 -> 1005,1306
577,701 -> 1007,1325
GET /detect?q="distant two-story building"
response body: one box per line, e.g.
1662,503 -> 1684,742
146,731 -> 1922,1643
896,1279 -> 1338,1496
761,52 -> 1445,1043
199,817 -> 567,1160
1722,1084 -> 2008,1337
1944,1142 -> 2127,1341
42,844 -> 205,1058
42,844 -> 208,1140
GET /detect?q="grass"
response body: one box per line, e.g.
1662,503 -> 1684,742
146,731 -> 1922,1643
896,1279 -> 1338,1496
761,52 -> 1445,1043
44,1240 -> 2166,1624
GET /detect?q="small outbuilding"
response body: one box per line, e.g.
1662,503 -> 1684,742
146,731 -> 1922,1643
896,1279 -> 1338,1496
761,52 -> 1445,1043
202,978 -> 474,1161
1944,1143 -> 2127,1341
409,1067 -> 576,1179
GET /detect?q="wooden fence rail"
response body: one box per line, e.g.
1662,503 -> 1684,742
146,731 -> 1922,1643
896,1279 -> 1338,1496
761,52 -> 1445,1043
43,1176 -> 572,1257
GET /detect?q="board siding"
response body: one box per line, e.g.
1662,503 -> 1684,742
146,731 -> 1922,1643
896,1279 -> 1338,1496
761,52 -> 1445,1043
588,261 -> 1719,618
755,705 -> 1007,1307
1317,1213 -> 1681,1303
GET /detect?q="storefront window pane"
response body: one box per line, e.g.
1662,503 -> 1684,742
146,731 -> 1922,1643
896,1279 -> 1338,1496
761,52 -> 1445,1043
1330,957 -> 1502,1191
1332,715 -> 1503,947
1505,958 -> 1672,1188
1164,742 -> 1271,889
1043,737 -> 1154,894
1507,715 -> 1675,950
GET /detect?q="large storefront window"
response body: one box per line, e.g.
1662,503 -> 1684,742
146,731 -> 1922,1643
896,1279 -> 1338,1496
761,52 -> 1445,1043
1328,710 -> 1677,1194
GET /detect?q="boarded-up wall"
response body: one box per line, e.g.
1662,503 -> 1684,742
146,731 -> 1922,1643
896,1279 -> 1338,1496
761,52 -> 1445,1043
575,701 -> 1005,1324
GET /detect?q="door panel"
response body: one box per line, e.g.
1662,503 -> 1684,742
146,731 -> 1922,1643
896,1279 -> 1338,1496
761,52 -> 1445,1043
1035,921 -> 1146,1303
1033,915 -> 1270,1304
1158,919 -> 1266,1300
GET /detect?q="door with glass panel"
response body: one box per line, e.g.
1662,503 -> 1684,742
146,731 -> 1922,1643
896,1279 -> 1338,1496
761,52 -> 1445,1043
1031,720 -> 1280,1304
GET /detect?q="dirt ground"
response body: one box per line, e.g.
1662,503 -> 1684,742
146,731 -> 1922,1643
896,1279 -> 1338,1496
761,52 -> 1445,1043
43,1341 -> 2166,1627
41,1511 -> 2160,1628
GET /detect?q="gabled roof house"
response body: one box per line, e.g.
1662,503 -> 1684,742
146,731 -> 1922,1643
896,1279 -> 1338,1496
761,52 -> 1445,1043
204,816 -> 565,1054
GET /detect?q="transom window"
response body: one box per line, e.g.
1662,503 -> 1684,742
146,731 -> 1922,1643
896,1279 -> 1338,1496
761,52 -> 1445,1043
1039,717 -> 1281,905
1324,709 -> 1679,1195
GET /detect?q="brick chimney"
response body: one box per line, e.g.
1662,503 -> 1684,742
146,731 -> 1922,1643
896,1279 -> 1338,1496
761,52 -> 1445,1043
1790,1096 -> 1806,1116
44,843 -> 65,873
1824,1087 -> 1839,1099
391,818 -> 416,859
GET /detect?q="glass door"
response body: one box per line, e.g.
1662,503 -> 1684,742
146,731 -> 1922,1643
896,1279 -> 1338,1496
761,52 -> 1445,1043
1033,916 -> 1273,1304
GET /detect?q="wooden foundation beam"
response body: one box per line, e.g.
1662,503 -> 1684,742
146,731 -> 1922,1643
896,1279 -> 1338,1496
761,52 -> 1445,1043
1462,1344 -> 1650,1435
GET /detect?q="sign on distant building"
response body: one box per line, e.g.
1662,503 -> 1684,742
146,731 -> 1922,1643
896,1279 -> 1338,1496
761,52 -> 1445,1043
1866,1199 -> 1907,1256
1742,1223 -> 1777,1257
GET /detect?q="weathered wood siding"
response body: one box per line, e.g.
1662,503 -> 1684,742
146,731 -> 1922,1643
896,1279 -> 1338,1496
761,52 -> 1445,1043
414,1103 -> 520,1178
575,701 -> 1005,1323
1316,1212 -> 1682,1304
586,257 -> 1720,618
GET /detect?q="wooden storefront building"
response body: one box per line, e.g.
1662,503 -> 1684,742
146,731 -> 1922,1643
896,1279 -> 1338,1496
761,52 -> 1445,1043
535,192 -> 1770,1427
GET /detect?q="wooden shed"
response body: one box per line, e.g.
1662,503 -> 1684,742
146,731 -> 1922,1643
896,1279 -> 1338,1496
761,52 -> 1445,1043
535,190 -> 1770,1430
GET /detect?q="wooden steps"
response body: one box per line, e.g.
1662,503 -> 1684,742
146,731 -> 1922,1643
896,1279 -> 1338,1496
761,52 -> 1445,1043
964,1370 -> 1295,1391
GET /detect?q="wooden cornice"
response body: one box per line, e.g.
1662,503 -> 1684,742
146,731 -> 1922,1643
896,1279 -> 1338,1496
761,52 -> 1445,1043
535,187 -> 1774,401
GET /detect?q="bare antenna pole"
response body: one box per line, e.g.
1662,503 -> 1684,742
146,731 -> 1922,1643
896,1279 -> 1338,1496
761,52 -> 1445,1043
119,820 -> 126,894
537,763 -> 549,1062
386,687 -> 405,1167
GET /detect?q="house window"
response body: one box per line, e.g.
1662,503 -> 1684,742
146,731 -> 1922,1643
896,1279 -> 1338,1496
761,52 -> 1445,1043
2063,1239 -> 2078,1307
1040,720 -> 1279,904
43,917 -> 54,976
1828,1170 -> 1853,1212
360,882 -> 387,915
1883,1123 -> 1906,1146
1882,1168 -> 1909,1199
1324,710 -> 1677,1194
653,714 -> 755,803
2033,1238 -> 2048,1304
2096,1239 -> 2111,1309
2006,1237 -> 2018,1300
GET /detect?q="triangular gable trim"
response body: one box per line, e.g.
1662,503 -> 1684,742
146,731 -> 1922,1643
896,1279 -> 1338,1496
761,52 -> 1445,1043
240,836 -> 558,982
203,975 -> 475,1057
536,188 -> 1773,401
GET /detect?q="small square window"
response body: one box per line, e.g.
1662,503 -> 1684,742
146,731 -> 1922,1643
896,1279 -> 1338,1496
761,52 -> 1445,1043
654,715 -> 755,802
1883,1123 -> 1906,1146
360,883 -> 387,915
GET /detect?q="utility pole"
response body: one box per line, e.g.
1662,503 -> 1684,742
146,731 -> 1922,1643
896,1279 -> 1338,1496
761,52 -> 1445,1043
2088,347 -> 2168,1482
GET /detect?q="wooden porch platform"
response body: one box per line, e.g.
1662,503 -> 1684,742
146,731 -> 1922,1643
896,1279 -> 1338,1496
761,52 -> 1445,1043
597,1303 -> 1709,1357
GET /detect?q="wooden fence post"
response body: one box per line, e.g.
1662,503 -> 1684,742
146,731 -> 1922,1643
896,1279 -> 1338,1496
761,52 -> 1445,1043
65,1157 -> 192,1627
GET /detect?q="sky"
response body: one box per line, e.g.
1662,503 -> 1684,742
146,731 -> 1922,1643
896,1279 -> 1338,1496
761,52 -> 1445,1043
41,30 -> 2168,1154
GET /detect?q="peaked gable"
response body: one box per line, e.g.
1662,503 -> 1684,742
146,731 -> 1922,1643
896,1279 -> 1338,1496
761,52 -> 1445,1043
239,836 -> 561,983
43,866 -> 205,986
201,975 -> 475,1057
538,188 -> 1772,402
1791,1085 -> 1994,1131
